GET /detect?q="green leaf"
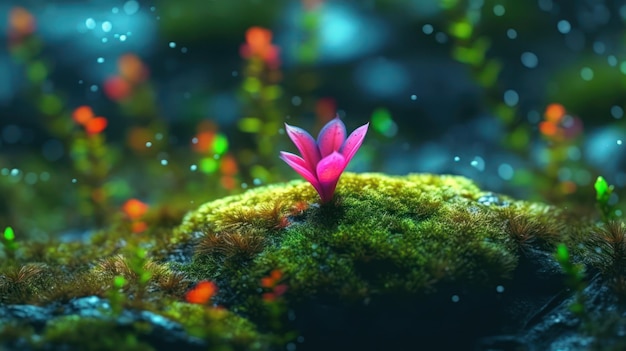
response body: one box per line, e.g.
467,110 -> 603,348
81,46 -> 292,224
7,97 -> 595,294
3,227 -> 15,241
594,176 -> 609,201
555,243 -> 569,264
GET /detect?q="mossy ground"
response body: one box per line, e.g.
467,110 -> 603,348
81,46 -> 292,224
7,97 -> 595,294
176,173 -> 591,309
0,172 -> 608,350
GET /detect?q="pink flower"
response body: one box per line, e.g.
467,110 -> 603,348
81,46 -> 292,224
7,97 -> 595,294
280,116 -> 369,203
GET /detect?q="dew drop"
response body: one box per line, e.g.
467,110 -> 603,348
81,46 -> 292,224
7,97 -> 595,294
520,52 -> 538,68
593,41 -> 606,55
422,24 -> 434,35
470,156 -> 485,171
493,4 -> 505,16
498,163 -> 514,180
580,67 -> 594,81
101,21 -> 112,33
506,28 -> 517,39
85,18 -> 96,29
557,20 -> 571,34
169,42 -> 176,48
611,105 -> 623,119
435,32 -> 448,43
503,89 -> 519,107
123,0 -> 140,15
410,94 -> 417,101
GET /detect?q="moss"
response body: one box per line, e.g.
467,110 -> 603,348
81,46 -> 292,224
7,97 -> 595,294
0,172 -> 606,350
177,172 -> 590,312
160,301 -> 271,350
41,316 -> 154,351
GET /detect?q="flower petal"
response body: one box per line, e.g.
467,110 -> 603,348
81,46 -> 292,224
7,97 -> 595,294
317,116 -> 347,157
316,152 -> 346,202
340,122 -> 369,164
285,123 -> 321,170
280,151 -> 323,194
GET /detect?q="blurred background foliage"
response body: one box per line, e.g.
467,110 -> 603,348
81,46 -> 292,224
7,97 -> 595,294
1,0 -> 625,239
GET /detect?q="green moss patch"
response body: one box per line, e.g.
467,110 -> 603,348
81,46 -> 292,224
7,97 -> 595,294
177,172 -> 581,307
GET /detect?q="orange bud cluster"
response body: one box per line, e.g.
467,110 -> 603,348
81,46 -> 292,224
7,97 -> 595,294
72,106 -> 108,135
104,54 -> 149,101
539,103 -> 583,142
239,27 -> 280,69
185,280 -> 218,305
260,269 -> 288,302
121,198 -> 149,233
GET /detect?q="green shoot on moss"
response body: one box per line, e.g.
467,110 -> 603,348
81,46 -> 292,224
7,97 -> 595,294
555,244 -> 587,318
107,275 -> 126,316
128,247 -> 152,302
2,226 -> 18,260
595,176 -> 617,222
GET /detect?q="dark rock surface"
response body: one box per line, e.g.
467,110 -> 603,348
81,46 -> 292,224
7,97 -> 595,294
0,296 -> 206,351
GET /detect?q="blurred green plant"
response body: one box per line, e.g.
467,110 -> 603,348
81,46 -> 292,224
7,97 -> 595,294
107,275 -> 127,317
595,176 -> 618,222
554,243 -> 587,318
236,26 -> 286,185
2,226 -> 18,260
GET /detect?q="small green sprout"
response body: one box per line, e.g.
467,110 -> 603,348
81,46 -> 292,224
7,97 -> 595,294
107,275 -> 127,316
129,247 -> 152,301
2,226 -> 18,260
595,176 -> 617,222
555,244 -> 587,317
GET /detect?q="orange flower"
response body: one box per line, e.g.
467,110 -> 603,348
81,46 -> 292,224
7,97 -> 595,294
219,154 -> 238,176
192,131 -> 216,153
104,76 -> 132,101
122,198 -> 149,220
544,103 -> 566,123
72,106 -> 95,125
239,26 -> 280,68
186,280 -> 218,304
72,106 -> 108,135
8,7 -> 36,38
118,54 -> 149,84
131,221 -> 148,234
540,103 -> 583,141
84,117 -> 108,135
261,269 -> 283,288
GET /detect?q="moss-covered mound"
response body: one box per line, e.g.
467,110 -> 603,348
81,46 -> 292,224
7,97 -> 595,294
176,172 -> 584,348
178,172 -> 571,297
3,172 -> 604,351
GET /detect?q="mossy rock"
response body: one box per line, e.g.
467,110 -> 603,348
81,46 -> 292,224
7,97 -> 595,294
176,172 -> 586,349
